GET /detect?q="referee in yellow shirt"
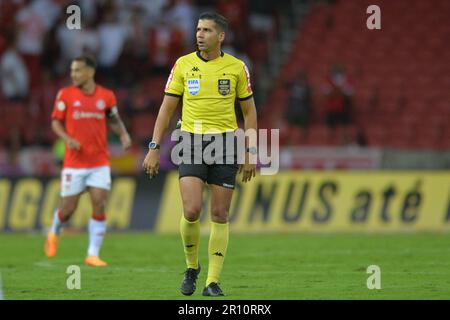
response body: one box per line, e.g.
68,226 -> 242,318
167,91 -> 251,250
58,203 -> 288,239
143,12 -> 258,297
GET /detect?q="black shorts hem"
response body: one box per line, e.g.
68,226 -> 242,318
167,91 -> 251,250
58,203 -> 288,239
206,181 -> 236,189
178,173 -> 207,183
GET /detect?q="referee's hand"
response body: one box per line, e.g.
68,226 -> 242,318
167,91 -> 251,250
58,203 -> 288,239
239,163 -> 256,183
142,149 -> 160,179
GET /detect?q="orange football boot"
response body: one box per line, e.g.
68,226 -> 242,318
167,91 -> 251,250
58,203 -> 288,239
84,256 -> 108,267
44,231 -> 60,257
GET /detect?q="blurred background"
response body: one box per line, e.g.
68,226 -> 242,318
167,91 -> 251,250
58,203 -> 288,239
0,0 -> 449,233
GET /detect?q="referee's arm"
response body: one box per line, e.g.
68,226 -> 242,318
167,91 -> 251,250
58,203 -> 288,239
239,97 -> 258,144
239,96 -> 258,182
151,95 -> 180,144
142,94 -> 179,178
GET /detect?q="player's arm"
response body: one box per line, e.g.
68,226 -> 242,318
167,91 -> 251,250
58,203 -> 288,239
142,95 -> 180,178
106,107 -> 131,151
51,119 -> 80,150
239,97 -> 258,182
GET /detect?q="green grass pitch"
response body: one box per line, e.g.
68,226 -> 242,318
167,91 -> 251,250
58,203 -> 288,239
1,233 -> 449,299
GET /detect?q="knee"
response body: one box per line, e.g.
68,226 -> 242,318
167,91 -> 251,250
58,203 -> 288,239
184,204 -> 202,221
210,206 -> 228,223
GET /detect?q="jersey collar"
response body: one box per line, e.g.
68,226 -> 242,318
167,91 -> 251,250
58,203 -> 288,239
196,51 -> 224,62
77,83 -> 97,96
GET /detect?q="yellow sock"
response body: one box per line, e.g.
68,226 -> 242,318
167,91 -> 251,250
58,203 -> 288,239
206,221 -> 229,286
180,215 -> 200,269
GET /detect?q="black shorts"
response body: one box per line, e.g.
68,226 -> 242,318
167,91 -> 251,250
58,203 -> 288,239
177,132 -> 239,189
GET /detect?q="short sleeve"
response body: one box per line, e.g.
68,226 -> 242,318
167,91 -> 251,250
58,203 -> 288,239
237,63 -> 253,101
106,90 -> 119,117
107,90 -> 117,109
51,89 -> 67,121
164,59 -> 184,97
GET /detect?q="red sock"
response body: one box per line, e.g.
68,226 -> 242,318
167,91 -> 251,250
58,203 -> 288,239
57,209 -> 69,223
92,212 -> 106,221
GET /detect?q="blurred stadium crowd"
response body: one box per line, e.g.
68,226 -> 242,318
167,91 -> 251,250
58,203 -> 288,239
269,0 -> 449,150
0,0 -> 449,176
0,0 -> 282,161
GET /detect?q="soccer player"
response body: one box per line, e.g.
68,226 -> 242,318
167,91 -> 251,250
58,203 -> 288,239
44,55 -> 131,267
142,12 -> 257,296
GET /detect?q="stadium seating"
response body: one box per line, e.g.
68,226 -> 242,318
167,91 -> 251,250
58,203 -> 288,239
0,0 -> 446,152
262,0 -> 450,150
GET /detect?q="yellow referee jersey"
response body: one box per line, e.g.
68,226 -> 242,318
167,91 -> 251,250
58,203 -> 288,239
164,51 -> 253,134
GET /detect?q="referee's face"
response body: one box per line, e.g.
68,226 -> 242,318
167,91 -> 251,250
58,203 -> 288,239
196,19 -> 224,53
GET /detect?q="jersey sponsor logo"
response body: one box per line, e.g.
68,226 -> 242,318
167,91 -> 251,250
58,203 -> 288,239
187,78 -> 200,95
96,99 -> 106,110
218,79 -> 231,96
73,110 -> 105,120
191,66 -> 200,72
57,101 -> 66,111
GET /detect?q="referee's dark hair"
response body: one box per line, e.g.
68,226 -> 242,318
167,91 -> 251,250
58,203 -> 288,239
199,12 -> 228,33
73,55 -> 97,69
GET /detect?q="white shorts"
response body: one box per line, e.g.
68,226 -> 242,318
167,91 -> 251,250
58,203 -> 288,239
60,166 -> 111,197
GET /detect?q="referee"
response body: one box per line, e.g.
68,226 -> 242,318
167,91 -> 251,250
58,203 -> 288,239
143,12 -> 257,297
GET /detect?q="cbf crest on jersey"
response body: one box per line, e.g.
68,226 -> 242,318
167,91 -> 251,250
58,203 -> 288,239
218,79 -> 230,95
187,78 -> 200,95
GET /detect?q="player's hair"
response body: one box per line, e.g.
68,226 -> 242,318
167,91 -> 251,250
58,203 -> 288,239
73,55 -> 97,69
198,12 -> 228,33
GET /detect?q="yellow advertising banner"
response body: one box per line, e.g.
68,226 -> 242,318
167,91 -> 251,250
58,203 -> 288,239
0,177 -> 136,231
156,171 -> 450,233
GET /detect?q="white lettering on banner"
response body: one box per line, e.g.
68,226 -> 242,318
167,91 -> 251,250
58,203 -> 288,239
72,111 -> 105,120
